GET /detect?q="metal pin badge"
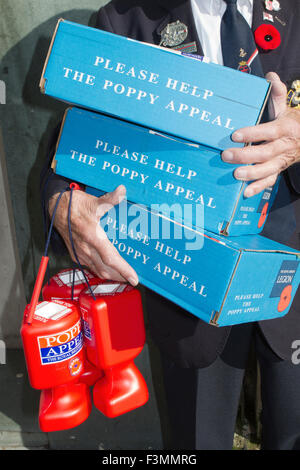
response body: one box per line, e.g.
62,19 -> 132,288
263,11 -> 274,22
272,1 -> 281,11
265,0 -> 281,11
238,61 -> 251,74
265,0 -> 273,10
275,16 -> 286,26
159,20 -> 188,47
287,80 -> 300,107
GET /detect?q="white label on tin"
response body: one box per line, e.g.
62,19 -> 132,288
58,269 -> 86,286
91,283 -> 127,295
35,301 -> 72,320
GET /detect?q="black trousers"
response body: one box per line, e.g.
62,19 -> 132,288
160,323 -> 300,450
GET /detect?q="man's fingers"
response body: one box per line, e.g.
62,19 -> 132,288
230,74 -> 287,145
52,189 -> 138,286
222,137 -> 296,164
102,242 -> 139,286
69,235 -> 138,285
266,71 -> 288,118
92,234 -> 139,286
80,223 -> 139,285
96,185 -> 126,218
91,186 -> 140,285
243,174 -> 278,198
234,156 -> 287,182
232,119 -> 284,144
88,250 -> 128,282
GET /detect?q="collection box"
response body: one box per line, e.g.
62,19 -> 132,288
53,107 -> 278,236
86,187 -> 300,327
40,19 -> 271,152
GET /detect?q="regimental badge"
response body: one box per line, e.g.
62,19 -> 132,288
287,80 -> 300,108
159,20 -> 188,47
238,61 -> 251,74
239,48 -> 247,58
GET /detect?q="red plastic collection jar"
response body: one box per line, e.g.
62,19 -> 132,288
42,268 -> 104,387
79,281 -> 149,417
21,299 -> 91,431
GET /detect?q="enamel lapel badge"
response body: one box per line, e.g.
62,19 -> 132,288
265,0 -> 281,12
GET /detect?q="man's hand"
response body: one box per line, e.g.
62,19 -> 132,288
48,185 -> 139,286
222,72 -> 300,197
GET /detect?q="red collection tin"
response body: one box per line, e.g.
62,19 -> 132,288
79,281 -> 149,418
42,268 -> 104,387
21,298 -> 91,431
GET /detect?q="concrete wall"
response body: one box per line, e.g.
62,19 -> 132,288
0,127 -> 26,347
0,0 -> 112,306
0,0 -> 169,449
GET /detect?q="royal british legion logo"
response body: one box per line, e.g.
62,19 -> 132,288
37,320 -> 83,365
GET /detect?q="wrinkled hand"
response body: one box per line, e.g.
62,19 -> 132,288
48,185 -> 139,286
222,72 -> 300,197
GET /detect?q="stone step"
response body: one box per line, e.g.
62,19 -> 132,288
0,431 -> 48,449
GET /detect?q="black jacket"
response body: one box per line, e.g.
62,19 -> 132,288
41,0 -> 300,368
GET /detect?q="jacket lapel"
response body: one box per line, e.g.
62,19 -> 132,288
155,0 -> 204,56
252,0 -> 289,74
251,0 -> 264,32
155,1 -> 291,68
253,2 -> 300,194
252,0 -> 288,36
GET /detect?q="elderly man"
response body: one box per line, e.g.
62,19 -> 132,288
41,0 -> 300,449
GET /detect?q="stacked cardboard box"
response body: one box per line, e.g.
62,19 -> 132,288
52,108 -> 278,236
41,19 -> 300,326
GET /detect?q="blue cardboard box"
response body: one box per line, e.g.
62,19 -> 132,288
85,187 -> 299,327
40,19 -> 271,151
53,107 -> 278,235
